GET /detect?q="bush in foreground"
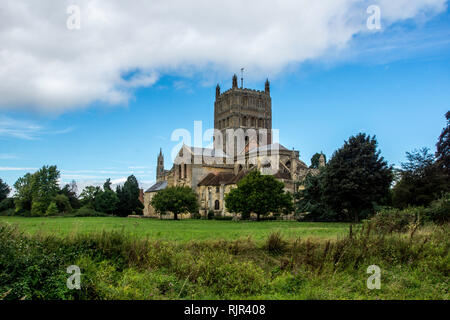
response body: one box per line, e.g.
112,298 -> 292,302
370,207 -> 419,233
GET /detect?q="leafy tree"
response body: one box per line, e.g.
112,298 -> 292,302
103,178 -> 112,191
436,111 -> 450,173
393,148 -> 449,208
224,185 -> 251,220
310,152 -> 326,169
32,166 -> 60,214
116,175 -> 144,216
150,186 -> 199,220
60,180 -> 80,209
321,134 -> 393,222
13,173 -> 34,213
31,201 -> 47,217
225,171 -> 293,221
45,202 -> 59,216
299,134 -> 393,222
94,189 -> 119,215
296,172 -> 336,221
80,186 -> 101,208
0,179 -> 10,202
53,194 -> 72,214
14,166 -> 60,216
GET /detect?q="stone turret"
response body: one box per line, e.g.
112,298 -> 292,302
156,148 -> 165,182
291,149 -> 298,179
265,78 -> 270,94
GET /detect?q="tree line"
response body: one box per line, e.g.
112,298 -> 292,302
1,111 -> 448,222
0,168 -> 143,217
297,111 -> 449,222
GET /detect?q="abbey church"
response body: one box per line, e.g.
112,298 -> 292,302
143,75 -> 324,217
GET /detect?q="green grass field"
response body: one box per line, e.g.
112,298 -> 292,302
0,216 -> 351,242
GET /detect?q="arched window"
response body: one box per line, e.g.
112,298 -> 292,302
214,200 -> 220,210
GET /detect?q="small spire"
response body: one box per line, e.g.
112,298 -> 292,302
216,84 -> 220,98
265,78 -> 270,94
232,74 -> 238,89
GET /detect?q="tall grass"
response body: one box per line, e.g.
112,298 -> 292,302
0,221 -> 448,300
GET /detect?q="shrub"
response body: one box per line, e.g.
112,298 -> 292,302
0,223 -> 73,300
0,208 -> 15,216
207,210 -> 214,220
0,198 -> 15,212
424,193 -> 450,224
191,212 -> 202,219
259,216 -> 277,221
73,206 -> 108,217
370,207 -> 417,233
213,215 -> 233,221
12,209 -> 31,217
53,194 -> 72,214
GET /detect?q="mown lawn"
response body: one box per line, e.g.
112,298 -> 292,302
0,216 -> 351,242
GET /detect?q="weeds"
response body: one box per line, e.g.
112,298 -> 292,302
264,232 -> 287,255
0,221 -> 448,300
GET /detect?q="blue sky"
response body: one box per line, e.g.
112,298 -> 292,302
0,1 -> 449,192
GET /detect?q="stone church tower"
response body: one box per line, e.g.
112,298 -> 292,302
144,75 -> 316,218
156,148 -> 164,182
214,75 -> 272,153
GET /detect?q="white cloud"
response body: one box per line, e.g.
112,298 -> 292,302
0,115 -> 74,140
0,116 -> 43,140
0,167 -> 37,171
0,154 -> 19,160
0,0 -> 446,113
